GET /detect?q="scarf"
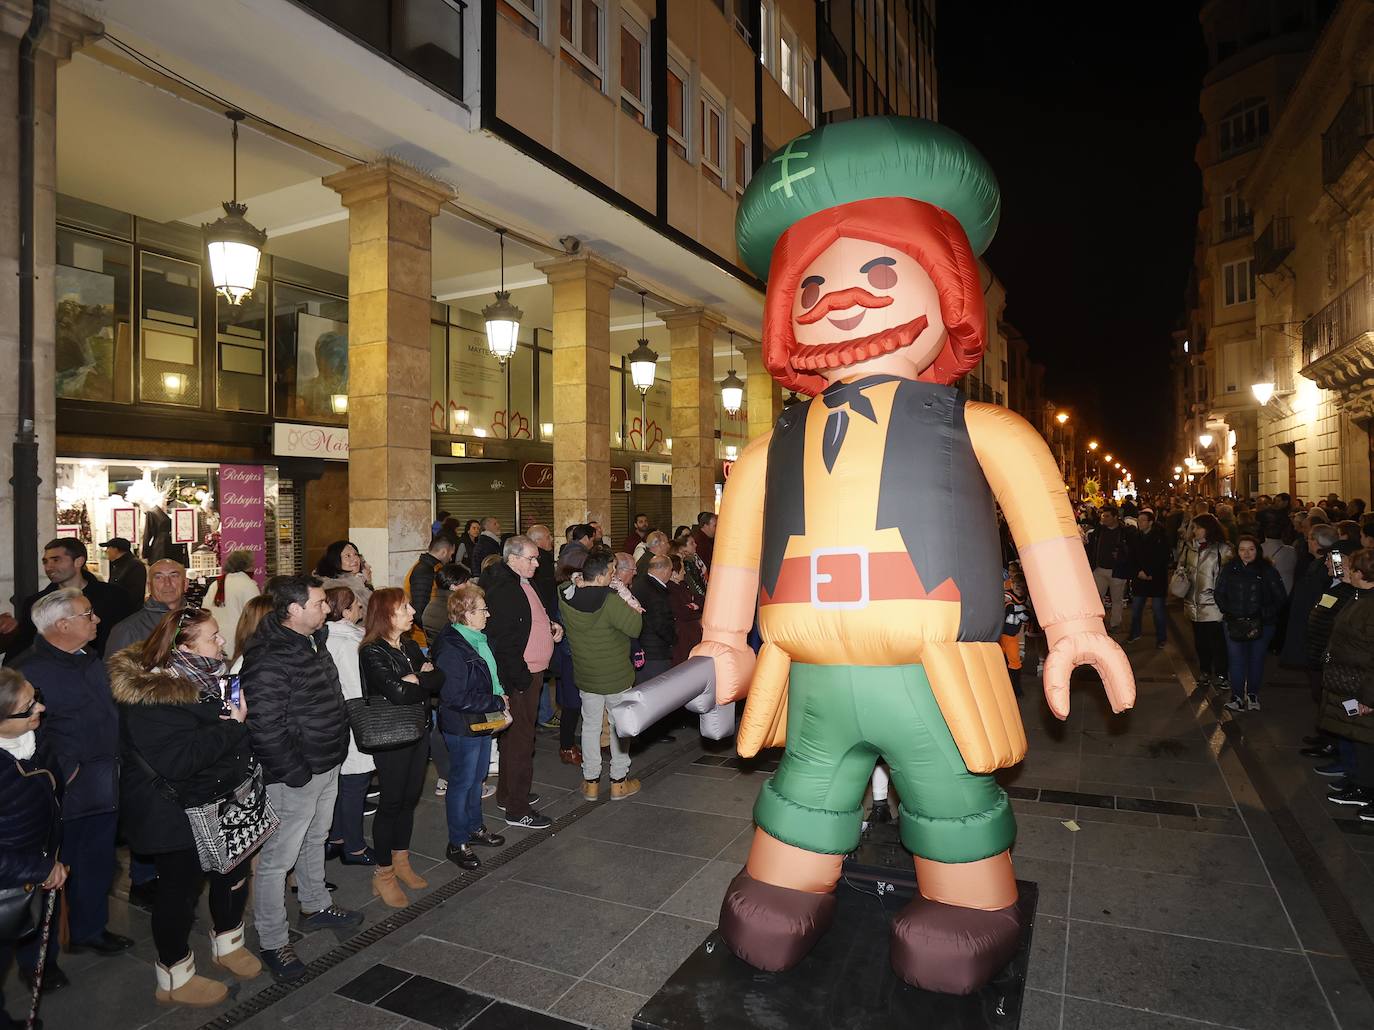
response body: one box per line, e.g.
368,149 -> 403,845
167,649 -> 230,708
455,623 -> 505,696
0,731 -> 36,761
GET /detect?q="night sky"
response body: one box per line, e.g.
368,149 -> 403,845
937,3 -> 1207,480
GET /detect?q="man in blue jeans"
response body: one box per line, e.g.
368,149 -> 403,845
1127,509 -> 1171,648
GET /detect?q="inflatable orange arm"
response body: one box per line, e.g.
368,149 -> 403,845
691,432 -> 767,703
966,403 -> 1134,720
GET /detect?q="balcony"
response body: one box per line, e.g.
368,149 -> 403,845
1302,274 -> 1372,367
1322,85 -> 1374,186
1254,216 -> 1293,274
291,0 -> 467,102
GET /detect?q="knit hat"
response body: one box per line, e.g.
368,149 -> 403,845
735,116 -> 1001,281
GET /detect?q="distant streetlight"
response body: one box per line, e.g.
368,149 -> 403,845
1088,440 -> 1099,452
1055,411 -> 1069,425
1104,453 -> 1113,463
1252,382 -> 1275,405
1173,465 -> 1183,474
1199,432 -> 1213,448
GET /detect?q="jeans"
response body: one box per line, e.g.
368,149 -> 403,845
580,689 -> 631,782
1224,626 -> 1275,699
1129,595 -> 1167,644
497,673 -> 541,819
1092,567 -> 1127,629
442,732 -> 491,844
536,676 -> 555,725
150,848 -> 250,966
371,738 -> 429,866
330,771 -> 372,855
253,768 -> 339,950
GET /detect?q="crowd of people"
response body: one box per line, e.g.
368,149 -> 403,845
0,508 -> 720,1026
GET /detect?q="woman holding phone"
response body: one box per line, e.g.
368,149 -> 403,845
108,607 -> 261,1006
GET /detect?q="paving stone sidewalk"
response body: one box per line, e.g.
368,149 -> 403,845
8,606 -> 1374,1029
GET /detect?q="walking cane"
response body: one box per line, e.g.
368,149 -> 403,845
25,888 -> 57,1030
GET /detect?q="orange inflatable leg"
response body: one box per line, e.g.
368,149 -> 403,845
914,850 -> 1018,910
745,828 -> 844,894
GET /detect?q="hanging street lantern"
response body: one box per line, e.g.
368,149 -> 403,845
720,330 -> 744,416
628,291 -> 658,393
484,228 -> 523,364
203,111 -> 267,306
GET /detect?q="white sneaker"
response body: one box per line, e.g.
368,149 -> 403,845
481,781 -> 496,799
1246,695 -> 1261,711
435,778 -> 448,797
1224,696 -> 1247,712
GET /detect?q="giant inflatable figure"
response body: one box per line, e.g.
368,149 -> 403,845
691,117 -> 1136,995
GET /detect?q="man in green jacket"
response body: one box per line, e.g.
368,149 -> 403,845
559,548 -> 644,803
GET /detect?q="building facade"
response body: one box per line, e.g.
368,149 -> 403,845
1180,0 -> 1331,496
1246,0 -> 1374,503
1,0 -> 941,607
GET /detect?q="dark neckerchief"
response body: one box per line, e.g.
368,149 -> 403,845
818,374 -> 899,471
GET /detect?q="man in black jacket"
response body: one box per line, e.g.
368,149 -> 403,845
406,532 -> 457,622
470,517 -> 504,571
243,576 -> 361,980
101,537 -> 146,606
3,538 -> 135,664
1127,509 -> 1170,647
17,589 -> 132,983
632,555 -> 676,682
480,536 -> 562,829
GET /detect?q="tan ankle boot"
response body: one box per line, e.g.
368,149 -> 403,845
391,850 -> 428,890
372,865 -> 409,907
610,777 -> 641,800
210,923 -> 262,980
581,779 -> 600,802
154,953 -> 229,1007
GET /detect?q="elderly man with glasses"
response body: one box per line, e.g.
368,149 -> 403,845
14,589 -> 133,990
479,535 -> 564,829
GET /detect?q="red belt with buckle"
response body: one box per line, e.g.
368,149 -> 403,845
760,548 -> 961,608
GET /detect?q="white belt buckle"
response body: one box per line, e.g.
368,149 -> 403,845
810,547 -> 870,610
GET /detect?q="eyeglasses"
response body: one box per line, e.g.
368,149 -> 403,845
63,608 -> 96,623
2,687 -> 43,720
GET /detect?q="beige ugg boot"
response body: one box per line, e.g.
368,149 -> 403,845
372,865 -> 409,907
391,850 -> 429,890
154,953 -> 229,1007
210,923 -> 263,980
581,779 -> 600,802
610,777 -> 641,801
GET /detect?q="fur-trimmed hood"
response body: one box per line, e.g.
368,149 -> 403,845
107,647 -> 201,706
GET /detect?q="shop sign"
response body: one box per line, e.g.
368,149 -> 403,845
634,461 -> 673,486
273,422 -> 349,461
521,464 -> 635,491
722,460 -> 736,480
219,464 -> 267,585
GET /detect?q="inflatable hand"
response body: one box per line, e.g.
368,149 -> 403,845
690,638 -> 757,706
1041,620 -> 1135,721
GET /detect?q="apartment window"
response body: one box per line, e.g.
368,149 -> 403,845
560,0 -> 604,89
779,21 -> 796,100
1222,257 -> 1255,306
734,120 -> 752,198
759,1 -> 776,71
666,58 -> 689,160
800,47 -> 815,124
699,88 -> 726,188
498,0 -> 541,40
619,9 -> 649,124
1219,186 -> 1252,238
1218,98 -> 1269,159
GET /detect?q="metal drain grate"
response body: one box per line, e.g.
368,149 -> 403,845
195,736 -> 704,1029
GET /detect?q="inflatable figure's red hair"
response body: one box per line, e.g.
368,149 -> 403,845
762,197 -> 987,395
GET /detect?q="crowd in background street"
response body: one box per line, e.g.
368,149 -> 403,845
0,508 -> 720,1028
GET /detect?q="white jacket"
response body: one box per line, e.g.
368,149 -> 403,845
324,619 -> 375,775
205,571 -> 260,648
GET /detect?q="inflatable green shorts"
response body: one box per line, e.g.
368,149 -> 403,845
753,662 -> 1016,862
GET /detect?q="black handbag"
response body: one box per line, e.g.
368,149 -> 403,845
1323,657 -> 1364,697
1225,617 -> 1262,642
347,645 -> 428,751
0,884 -> 39,944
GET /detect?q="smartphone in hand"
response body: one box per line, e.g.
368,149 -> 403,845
225,675 -> 242,707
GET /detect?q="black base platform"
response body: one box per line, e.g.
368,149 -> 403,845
633,821 -> 1038,1030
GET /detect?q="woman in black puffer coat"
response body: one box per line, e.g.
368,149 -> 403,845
1214,535 -> 1287,713
0,668 -> 64,1028
110,607 -> 261,1007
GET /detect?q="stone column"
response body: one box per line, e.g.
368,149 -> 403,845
739,342 -> 783,440
323,160 -> 453,588
0,1 -> 102,608
535,253 -> 624,535
661,306 -> 725,529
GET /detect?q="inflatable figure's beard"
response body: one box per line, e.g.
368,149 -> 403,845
790,315 -> 930,372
